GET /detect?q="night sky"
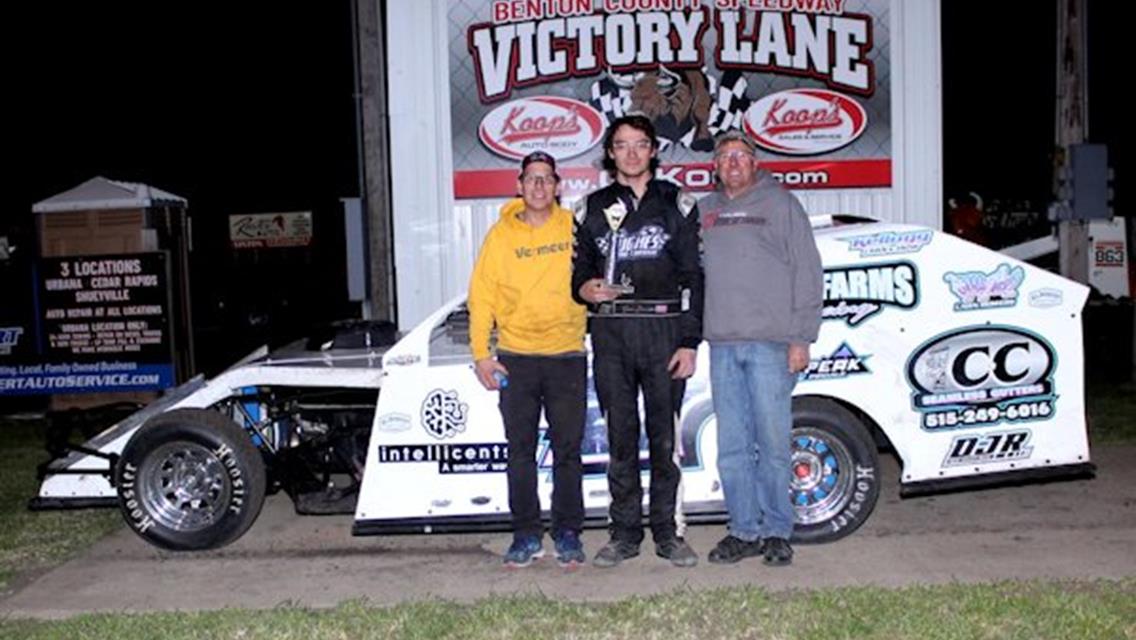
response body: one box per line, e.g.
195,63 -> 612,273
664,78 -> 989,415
8,4 -> 361,371
6,2 -> 1123,366
10,4 -> 358,219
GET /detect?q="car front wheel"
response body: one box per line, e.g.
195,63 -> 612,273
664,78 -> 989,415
115,408 -> 267,551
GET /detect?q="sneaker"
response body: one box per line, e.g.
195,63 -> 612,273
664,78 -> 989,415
708,535 -> 765,564
655,537 -> 699,568
503,535 -> 544,568
554,530 -> 586,567
762,537 -> 793,567
592,539 -> 640,568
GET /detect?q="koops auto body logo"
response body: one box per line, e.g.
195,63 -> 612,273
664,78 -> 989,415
743,89 -> 868,156
478,96 -> 605,160
906,326 -> 1057,431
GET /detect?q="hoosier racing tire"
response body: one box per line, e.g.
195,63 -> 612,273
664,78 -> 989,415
115,408 -> 267,551
789,397 -> 880,544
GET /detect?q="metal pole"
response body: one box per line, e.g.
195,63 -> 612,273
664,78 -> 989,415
1056,0 -> 1089,284
349,0 -> 372,320
356,0 -> 396,323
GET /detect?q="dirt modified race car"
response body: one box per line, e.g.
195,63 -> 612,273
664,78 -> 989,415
33,216 -> 1093,551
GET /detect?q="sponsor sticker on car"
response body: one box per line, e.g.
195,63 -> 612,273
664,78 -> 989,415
823,261 -> 919,327
942,430 -> 1034,468
907,326 -> 1056,431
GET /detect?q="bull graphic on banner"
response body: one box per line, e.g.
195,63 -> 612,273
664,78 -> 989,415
590,66 -> 736,153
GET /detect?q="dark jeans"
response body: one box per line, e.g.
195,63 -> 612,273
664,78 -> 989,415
498,353 -> 586,538
591,317 -> 685,545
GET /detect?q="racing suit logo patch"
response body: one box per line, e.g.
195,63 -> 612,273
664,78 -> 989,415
596,225 -> 670,261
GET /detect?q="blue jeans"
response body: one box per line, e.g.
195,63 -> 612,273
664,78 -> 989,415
710,341 -> 797,541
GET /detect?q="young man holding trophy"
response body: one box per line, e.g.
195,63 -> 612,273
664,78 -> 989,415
571,115 -> 704,568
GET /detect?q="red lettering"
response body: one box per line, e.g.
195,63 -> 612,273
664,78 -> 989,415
492,0 -> 546,23
761,98 -> 843,135
499,106 -> 582,143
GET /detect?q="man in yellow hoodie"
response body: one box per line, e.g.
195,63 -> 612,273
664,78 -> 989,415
468,151 -> 588,568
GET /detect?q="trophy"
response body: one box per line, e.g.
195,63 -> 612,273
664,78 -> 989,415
602,201 -> 635,294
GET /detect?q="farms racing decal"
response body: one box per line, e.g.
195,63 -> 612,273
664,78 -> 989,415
823,260 -> 918,326
800,342 -> 871,381
420,389 -> 469,439
906,326 -> 1056,431
839,229 -> 933,258
943,263 -> 1024,312
941,429 -> 1033,468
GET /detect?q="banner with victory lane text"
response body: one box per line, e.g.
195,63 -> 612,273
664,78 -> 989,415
449,0 -> 892,198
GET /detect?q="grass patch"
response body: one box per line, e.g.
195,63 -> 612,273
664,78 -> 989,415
1087,381 -> 1136,444
0,419 -> 121,592
1,579 -> 1133,639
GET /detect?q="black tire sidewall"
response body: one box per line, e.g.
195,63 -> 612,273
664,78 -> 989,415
116,409 -> 266,551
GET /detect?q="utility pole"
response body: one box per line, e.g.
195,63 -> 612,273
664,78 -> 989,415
354,0 -> 396,322
1054,0 -> 1089,283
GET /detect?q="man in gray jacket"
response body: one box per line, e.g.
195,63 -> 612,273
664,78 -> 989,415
700,132 -> 823,567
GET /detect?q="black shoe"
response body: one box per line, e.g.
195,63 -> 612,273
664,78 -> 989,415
655,537 -> 698,568
708,535 -> 765,564
763,537 -> 793,566
593,539 -> 640,568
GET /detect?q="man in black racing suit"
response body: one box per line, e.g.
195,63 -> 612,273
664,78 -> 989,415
572,114 -> 704,568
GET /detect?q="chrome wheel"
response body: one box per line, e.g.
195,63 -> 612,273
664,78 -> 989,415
138,442 -> 231,533
790,426 -> 855,526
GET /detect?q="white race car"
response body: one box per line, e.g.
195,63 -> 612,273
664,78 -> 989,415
34,216 -> 1093,551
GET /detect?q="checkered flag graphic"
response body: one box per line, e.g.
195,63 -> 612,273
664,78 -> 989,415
708,69 -> 751,136
589,75 -> 632,123
589,67 -> 739,153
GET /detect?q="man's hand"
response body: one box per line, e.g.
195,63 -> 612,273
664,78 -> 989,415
668,347 -> 698,379
474,358 -> 509,390
788,343 -> 809,374
578,278 -> 623,304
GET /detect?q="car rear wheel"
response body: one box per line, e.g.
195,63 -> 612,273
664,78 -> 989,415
790,397 -> 880,543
